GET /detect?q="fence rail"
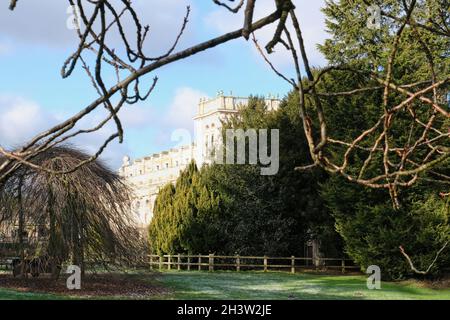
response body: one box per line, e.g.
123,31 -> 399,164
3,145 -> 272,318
149,254 -> 359,274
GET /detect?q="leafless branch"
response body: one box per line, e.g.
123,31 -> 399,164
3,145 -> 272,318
0,0 -> 283,183
400,242 -> 449,275
250,1 -> 449,206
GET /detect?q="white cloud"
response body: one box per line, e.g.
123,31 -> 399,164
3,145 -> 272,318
0,0 -> 197,52
0,87 -> 208,169
164,87 -> 208,131
0,94 -> 131,168
204,0 -> 328,69
133,87 -> 208,152
119,103 -> 156,129
0,95 -> 56,148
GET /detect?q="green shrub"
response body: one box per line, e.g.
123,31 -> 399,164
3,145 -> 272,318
324,178 -> 450,279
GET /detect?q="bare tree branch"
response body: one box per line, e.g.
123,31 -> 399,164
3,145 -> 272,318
250,1 -> 449,205
8,0 -> 18,11
400,242 -> 449,275
0,0 -> 283,183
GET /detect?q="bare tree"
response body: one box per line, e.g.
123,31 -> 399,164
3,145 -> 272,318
3,0 -> 448,275
243,0 -> 449,274
248,0 -> 449,208
1,145 -> 145,276
3,1 -> 447,202
0,0 -> 286,184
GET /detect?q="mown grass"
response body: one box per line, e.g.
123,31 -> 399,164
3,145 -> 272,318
153,270 -> 450,300
0,270 -> 449,300
0,288 -> 65,300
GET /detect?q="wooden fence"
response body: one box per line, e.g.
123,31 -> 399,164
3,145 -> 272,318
149,254 -> 359,274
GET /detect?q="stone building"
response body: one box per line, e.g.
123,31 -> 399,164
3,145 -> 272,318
119,93 -> 281,230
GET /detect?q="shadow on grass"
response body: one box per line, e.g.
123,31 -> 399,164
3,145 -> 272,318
0,288 -> 65,300
1,270 -> 449,300
154,271 -> 450,300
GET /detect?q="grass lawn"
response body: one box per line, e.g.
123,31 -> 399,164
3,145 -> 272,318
0,271 -> 449,300
154,271 -> 450,300
0,288 -> 65,300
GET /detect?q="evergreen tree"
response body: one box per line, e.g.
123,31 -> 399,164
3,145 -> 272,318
204,97 -> 343,256
148,183 -> 178,255
149,97 -> 343,257
316,0 -> 450,278
148,162 -> 223,255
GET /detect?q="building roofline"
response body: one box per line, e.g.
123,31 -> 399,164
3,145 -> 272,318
193,108 -> 239,120
121,144 -> 195,167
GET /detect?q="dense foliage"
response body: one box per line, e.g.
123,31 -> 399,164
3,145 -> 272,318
149,0 -> 449,279
149,98 -> 343,257
0,146 -> 144,275
148,162 -> 223,255
317,0 -> 450,279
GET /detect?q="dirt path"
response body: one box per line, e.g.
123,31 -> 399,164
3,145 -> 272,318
0,273 -> 169,298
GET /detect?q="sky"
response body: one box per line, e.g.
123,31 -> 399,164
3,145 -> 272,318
0,0 -> 329,169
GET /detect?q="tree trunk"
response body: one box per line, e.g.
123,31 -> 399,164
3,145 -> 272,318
47,185 -> 61,280
17,177 -> 26,278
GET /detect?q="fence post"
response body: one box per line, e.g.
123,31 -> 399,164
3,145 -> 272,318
198,254 -> 202,271
236,254 -> 240,272
168,254 -> 172,271
291,256 -> 295,274
159,256 -> 162,271
149,255 -> 153,270
341,259 -> 345,274
209,254 -> 214,272
187,256 -> 191,271
264,256 -> 268,272
178,254 -> 181,271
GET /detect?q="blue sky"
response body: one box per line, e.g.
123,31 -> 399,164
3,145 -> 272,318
0,0 -> 328,168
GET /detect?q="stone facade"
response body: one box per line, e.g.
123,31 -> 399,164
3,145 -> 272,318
119,93 -> 281,229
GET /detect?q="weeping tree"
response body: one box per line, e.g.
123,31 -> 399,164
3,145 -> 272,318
0,145 -> 145,277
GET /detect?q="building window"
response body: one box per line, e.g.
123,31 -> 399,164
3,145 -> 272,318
165,163 -> 169,169
156,165 -> 160,171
